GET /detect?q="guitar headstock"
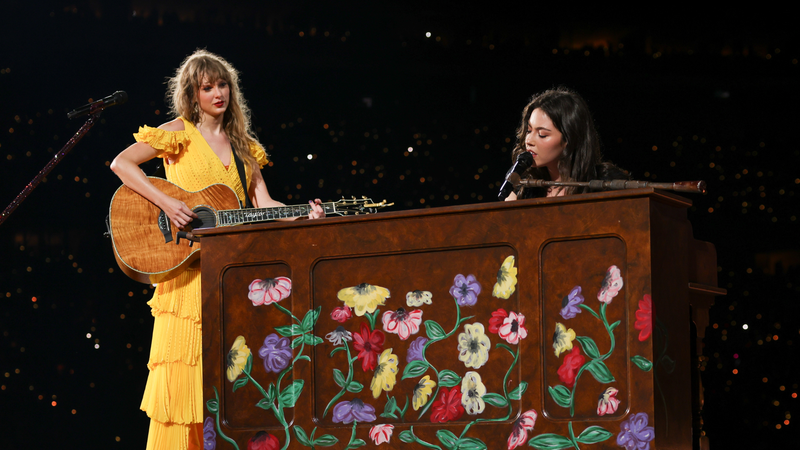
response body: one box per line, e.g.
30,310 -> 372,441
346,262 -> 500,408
331,196 -> 394,215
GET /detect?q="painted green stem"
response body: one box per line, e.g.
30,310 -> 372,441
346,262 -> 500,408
408,426 -> 442,450
417,297 -> 463,420
212,386 -> 240,450
569,302 -> 617,417
323,341 -> 354,418
568,421 -> 581,450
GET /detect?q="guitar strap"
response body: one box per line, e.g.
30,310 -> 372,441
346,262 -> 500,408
232,145 -> 254,209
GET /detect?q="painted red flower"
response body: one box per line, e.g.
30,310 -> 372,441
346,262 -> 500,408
352,322 -> 385,372
331,304 -> 353,323
557,347 -> 585,388
488,308 -> 508,333
247,431 -> 279,450
498,311 -> 528,345
369,424 -> 394,445
634,294 -> 653,342
507,409 -> 538,450
430,386 -> 465,423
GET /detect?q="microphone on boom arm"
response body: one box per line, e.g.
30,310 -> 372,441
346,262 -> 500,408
497,151 -> 534,201
67,91 -> 128,119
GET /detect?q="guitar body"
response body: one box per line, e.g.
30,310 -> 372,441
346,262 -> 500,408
108,177 -> 241,284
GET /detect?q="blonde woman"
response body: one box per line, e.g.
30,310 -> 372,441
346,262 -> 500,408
111,50 -> 324,449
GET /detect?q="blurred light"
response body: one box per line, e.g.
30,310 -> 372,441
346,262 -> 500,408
307,154 -> 312,160
743,324 -> 749,330
425,32 -> 431,38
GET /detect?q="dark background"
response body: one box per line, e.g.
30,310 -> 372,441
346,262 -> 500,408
1,1 -> 798,448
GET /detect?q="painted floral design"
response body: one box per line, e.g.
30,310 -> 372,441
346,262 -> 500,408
634,294 -> 653,342
493,255 -> 518,299
560,286 -> 584,320
330,304 -> 352,323
449,274 -> 482,307
507,409 -> 537,450
406,290 -> 432,307
248,277 -> 291,306
325,326 -> 352,346
371,348 -> 399,398
430,386 -> 465,423
457,323 -> 491,369
488,308 -> 508,333
552,322 -> 576,357
258,333 -> 292,374
493,310 -> 528,345
413,375 -> 437,411
226,335 -> 250,382
332,398 -> 377,424
597,387 -> 621,416
617,412 -> 655,449
382,307 -> 423,340
247,431 -> 279,450
337,283 -> 390,316
203,416 -> 216,450
369,424 -> 394,445
353,322 -> 385,372
406,336 -> 428,363
557,347 -> 585,388
460,371 -> 487,415
598,265 -> 623,304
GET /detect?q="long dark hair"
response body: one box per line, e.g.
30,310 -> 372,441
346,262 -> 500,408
511,87 -> 626,197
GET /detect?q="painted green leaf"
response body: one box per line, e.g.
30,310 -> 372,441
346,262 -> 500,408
349,438 -> 367,448
278,379 -> 304,408
483,392 -> 508,407
576,426 -> 613,444
458,437 -> 488,450
291,336 -> 304,349
439,370 -> 462,387
301,306 -> 322,333
313,434 -> 339,447
631,355 -> 653,372
275,324 -> 305,337
609,320 -> 621,331
383,396 -> 397,416
548,385 -> 572,408
586,360 -> 615,384
293,426 -> 311,446
398,430 -> 415,443
232,375 -> 248,392
575,336 -> 601,359
206,398 -> 219,414
332,369 -> 346,387
267,383 -> 277,401
255,398 -> 272,410
245,353 -> 253,372
528,433 -> 574,449
302,334 -> 324,346
508,381 -> 529,400
346,380 -> 364,393
425,320 -> 447,340
297,355 -> 311,363
329,346 -> 346,357
436,429 -> 459,450
402,360 -> 430,379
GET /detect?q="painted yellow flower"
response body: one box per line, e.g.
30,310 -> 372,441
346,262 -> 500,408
492,255 -> 518,299
371,348 -> 399,398
412,375 -> 437,410
226,335 -> 251,382
460,371 -> 487,415
552,323 -> 576,357
338,283 -> 391,316
457,323 -> 491,369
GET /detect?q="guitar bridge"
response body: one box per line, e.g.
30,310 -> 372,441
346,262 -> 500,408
158,211 -> 173,244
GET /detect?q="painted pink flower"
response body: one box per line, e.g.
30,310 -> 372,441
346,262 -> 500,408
634,295 -> 653,342
498,311 -> 528,345
381,308 -> 422,340
369,424 -> 394,445
248,277 -> 291,306
331,304 -> 353,323
507,409 -> 537,450
597,387 -> 621,416
557,347 -> 585,388
597,265 -> 623,304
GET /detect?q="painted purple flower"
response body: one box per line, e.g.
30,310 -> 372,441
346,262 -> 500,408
617,412 -> 655,450
407,336 -> 429,363
332,398 -> 377,424
258,333 -> 292,374
203,416 -> 216,450
560,286 -> 584,320
449,274 -> 481,306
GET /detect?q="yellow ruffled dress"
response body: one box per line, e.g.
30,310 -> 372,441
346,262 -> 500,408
133,118 -> 268,449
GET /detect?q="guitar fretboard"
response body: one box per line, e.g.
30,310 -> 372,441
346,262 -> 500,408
216,203 -> 337,226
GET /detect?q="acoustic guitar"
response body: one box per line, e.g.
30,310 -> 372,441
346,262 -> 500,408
108,177 -> 389,284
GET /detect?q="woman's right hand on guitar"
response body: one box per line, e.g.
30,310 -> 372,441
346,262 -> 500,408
159,196 -> 198,229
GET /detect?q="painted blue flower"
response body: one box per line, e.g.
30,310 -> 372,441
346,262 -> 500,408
203,416 -> 216,450
560,286 -> 584,320
407,336 -> 428,363
617,412 -> 655,450
449,274 -> 481,306
332,398 -> 377,423
258,333 -> 292,374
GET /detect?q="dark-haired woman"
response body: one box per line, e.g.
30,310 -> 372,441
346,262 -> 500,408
505,87 -> 629,200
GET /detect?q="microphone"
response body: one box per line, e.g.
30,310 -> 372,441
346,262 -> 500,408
67,91 -> 128,119
497,151 -> 534,200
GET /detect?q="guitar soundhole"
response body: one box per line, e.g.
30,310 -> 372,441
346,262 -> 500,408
191,207 -> 217,229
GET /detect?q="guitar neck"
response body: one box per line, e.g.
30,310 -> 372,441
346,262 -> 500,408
216,202 -> 337,226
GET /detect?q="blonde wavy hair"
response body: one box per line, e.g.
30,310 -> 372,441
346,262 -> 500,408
167,49 -> 265,169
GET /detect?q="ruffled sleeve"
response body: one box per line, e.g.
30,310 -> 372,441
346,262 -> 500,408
133,125 -> 191,157
248,141 -> 269,168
